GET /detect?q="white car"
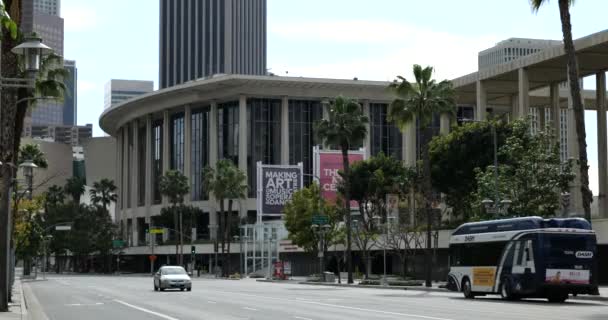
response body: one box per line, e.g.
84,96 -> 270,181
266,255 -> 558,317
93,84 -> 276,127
154,266 -> 192,292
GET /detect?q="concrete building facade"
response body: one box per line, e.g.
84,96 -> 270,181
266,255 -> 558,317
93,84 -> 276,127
99,74 -> 436,254
104,79 -> 154,110
62,60 -> 77,126
478,38 -> 561,70
26,124 -> 92,146
159,0 -> 267,89
33,0 -> 60,16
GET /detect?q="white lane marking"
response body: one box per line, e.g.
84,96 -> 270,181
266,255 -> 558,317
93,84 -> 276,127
207,300 -> 217,304
65,303 -> 104,307
243,307 -> 258,311
114,299 -> 179,320
215,291 -> 454,320
294,317 -> 312,320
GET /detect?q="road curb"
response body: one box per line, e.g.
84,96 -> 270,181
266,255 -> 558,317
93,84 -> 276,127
22,282 -> 49,320
19,279 -> 28,318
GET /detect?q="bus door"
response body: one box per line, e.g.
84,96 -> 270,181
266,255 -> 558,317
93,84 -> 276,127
511,239 -> 536,293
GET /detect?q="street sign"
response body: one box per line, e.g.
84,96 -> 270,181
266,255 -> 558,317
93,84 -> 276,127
112,240 -> 125,248
312,215 -> 329,225
55,225 -> 71,231
149,228 -> 164,234
149,255 -> 157,261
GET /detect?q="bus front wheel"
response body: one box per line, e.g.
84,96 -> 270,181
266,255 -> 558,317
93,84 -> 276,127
462,278 -> 475,299
500,279 -> 518,301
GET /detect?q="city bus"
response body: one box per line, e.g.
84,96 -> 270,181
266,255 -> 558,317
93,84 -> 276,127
447,217 -> 599,302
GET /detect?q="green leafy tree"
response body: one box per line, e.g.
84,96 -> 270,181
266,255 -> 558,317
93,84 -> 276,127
64,176 -> 85,204
341,153 -> 416,278
315,96 -> 368,284
158,170 -> 189,265
89,178 -> 118,214
471,120 -> 575,219
530,0 -> 592,222
18,143 -> 48,168
429,120 -> 513,222
283,183 -> 341,255
387,64 -> 456,287
13,197 -> 44,275
203,159 -> 247,276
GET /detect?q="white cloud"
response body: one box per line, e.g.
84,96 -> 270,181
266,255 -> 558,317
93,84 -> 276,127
270,19 -> 498,81
62,5 -> 99,31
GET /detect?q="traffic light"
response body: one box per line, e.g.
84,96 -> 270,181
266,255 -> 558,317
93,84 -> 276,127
191,245 -> 196,255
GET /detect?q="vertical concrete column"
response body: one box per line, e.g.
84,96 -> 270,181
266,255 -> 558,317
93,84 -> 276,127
475,80 -> 487,121
439,113 -> 450,135
518,68 -> 530,119
208,102 -> 218,240
537,107 -> 546,132
145,115 -> 153,221
363,100 -> 371,159
122,127 -> 129,239
403,117 -> 417,166
321,98 -> 330,149
184,105 -> 192,203
281,96 -> 290,164
131,120 -> 139,210
238,95 -> 247,173
550,83 -> 561,145
116,128 -> 123,225
597,72 -> 607,218
238,95 -> 248,220
162,111 -> 170,205
510,95 -> 518,121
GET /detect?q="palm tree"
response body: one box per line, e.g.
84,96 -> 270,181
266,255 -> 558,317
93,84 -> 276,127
18,143 -> 48,169
530,0 -> 592,222
388,65 -> 456,287
45,185 -> 65,208
315,96 -> 368,284
63,176 -> 85,204
89,178 -> 118,214
158,170 -> 189,266
203,160 -> 247,277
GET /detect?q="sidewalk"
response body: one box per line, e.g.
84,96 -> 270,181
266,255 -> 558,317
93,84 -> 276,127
0,278 -> 26,320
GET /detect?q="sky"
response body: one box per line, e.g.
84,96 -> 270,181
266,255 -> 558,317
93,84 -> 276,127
62,0 -> 608,194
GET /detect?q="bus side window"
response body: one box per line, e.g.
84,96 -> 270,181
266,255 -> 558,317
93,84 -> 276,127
513,241 -> 521,266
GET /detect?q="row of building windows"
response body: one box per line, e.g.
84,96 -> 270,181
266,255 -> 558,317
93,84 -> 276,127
120,101 -> 410,209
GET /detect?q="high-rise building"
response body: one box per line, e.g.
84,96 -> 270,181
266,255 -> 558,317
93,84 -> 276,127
34,0 -> 60,16
63,60 -> 77,125
104,79 -> 154,110
478,38 -> 561,70
159,0 -> 267,89
33,13 -> 63,56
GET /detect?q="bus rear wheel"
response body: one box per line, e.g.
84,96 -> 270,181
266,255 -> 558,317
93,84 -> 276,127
547,293 -> 568,303
462,278 -> 475,299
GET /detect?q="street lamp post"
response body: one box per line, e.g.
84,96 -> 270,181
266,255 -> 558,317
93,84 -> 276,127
0,36 -> 54,310
311,223 -> 331,282
19,159 -> 37,201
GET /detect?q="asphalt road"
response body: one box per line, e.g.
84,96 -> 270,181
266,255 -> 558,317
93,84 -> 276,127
24,275 -> 608,320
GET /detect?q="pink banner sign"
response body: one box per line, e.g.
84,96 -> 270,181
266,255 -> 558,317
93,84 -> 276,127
317,152 -> 364,207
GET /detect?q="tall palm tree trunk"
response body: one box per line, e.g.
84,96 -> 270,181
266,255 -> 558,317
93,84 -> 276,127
558,0 -> 592,221
421,127 -> 433,287
341,145 -> 354,284
173,205 -> 179,264
179,206 -> 184,266
219,202 -> 225,276
226,200 -> 233,276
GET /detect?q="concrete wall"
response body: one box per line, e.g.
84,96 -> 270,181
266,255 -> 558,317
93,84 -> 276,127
82,136 -> 117,185
20,138 -> 73,197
